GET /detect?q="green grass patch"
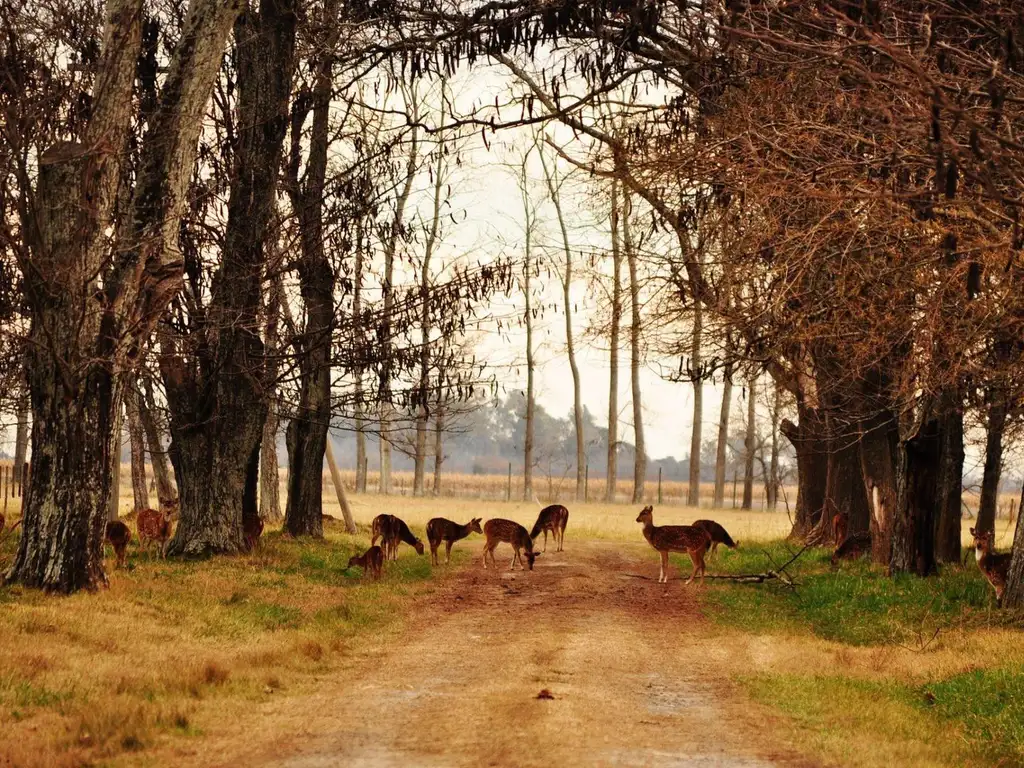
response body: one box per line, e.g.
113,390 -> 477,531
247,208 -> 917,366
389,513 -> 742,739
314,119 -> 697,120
696,540 -> 1021,645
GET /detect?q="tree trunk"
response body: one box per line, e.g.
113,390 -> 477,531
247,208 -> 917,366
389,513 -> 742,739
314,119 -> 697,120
741,373 -> 757,510
521,152 -> 536,502
768,382 -> 781,510
125,384 -> 149,512
166,0 -> 294,554
934,398 -> 964,564
109,402 -> 124,523
687,303 -> 703,508
260,271 -> 282,522
782,404 -> 828,539
889,420 -> 940,577
324,438 -> 356,533
433,401 -> 444,496
713,358 -> 734,508
606,179 -> 622,503
13,395 -> 28,487
859,409 -> 900,563
977,390 -> 1006,536
138,376 -> 177,508
624,190 -> 646,502
283,9 -> 333,538
353,226 -> 367,494
1003,489 -> 1024,608
823,418 -> 871,536
540,149 -> 585,502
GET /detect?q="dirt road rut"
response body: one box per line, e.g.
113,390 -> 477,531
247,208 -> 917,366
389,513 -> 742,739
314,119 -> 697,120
216,540 -> 811,767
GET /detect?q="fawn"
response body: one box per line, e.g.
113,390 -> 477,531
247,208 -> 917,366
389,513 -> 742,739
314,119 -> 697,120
105,520 -> 132,569
482,518 -> 540,571
691,519 -> 738,559
371,514 -> 424,560
636,506 -> 708,584
832,512 -> 849,546
348,545 -> 384,580
244,515 -> 264,551
970,527 -> 1012,606
426,517 -> 482,565
529,505 -> 569,552
830,531 -> 872,567
137,506 -> 174,558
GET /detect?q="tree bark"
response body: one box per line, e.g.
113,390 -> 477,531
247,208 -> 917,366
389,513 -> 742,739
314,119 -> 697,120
768,382 -> 781,510
687,303 -> 703,508
433,401 -> 444,496
934,397 -> 964,564
782,404 -> 827,539
713,350 -> 734,508
1003,489 -> 1024,608
353,225 -> 367,493
977,390 -> 1006,536
109,403 -> 124,523
624,190 -> 646,502
260,270 -> 282,522
125,384 -> 149,512
859,408 -> 900,563
138,376 -> 177,508
166,0 -> 294,555
606,179 -> 622,503
889,420 -> 940,577
742,372 -> 756,510
540,149 -> 585,502
13,394 -> 28,487
283,5 -> 334,538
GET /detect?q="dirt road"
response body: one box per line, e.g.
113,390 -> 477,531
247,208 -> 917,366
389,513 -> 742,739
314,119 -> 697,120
204,541 -> 811,767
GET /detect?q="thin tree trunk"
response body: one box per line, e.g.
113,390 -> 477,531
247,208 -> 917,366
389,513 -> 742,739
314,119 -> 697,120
713,345 -> 734,508
260,269 -> 282,522
433,401 -> 444,496
353,226 -> 367,494
768,382 -> 781,510
742,373 -> 756,510
522,151 -> 536,502
324,438 -> 356,533
624,190 -> 646,503
606,179 -> 622,503
109,403 -> 124,522
167,0 -> 294,555
138,377 -> 177,508
687,303 -> 703,507
125,384 -> 149,512
540,149 -> 584,502
13,394 -> 28,487
977,390 -> 1006,536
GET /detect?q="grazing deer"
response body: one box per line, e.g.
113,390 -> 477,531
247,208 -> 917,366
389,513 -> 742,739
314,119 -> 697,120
970,527 -> 1012,606
371,514 -> 424,560
105,520 -> 132,569
832,512 -> 849,547
426,517 -> 482,565
691,519 -> 738,559
482,518 -> 540,571
347,545 -> 384,580
244,515 -> 264,552
529,504 -> 569,552
636,506 -> 708,584
830,531 -> 872,568
136,507 -> 174,558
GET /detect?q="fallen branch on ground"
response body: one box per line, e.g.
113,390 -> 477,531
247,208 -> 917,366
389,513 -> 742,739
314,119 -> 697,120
702,545 -> 809,589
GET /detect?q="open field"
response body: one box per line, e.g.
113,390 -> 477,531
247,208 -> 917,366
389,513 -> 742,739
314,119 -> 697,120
0,491 -> 1021,767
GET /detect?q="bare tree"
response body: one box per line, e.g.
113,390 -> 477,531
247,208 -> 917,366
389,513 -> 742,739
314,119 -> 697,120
742,373 -> 757,510
606,178 -> 623,502
125,384 -> 149,512
713,335 -> 734,508
623,187 -> 646,502
687,302 -> 703,507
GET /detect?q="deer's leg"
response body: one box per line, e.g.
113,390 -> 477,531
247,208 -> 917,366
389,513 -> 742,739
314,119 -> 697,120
543,530 -> 548,552
445,541 -> 453,564
510,549 -> 518,571
659,550 -> 668,583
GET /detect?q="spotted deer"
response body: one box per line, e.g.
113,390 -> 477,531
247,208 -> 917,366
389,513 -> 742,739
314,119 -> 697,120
636,506 -> 708,584
105,520 -> 132,569
426,517 -> 482,565
691,519 -> 738,559
970,527 -> 1012,606
371,514 -> 424,560
482,518 -> 540,571
136,507 -> 174,558
529,504 -> 569,552
348,545 -> 384,580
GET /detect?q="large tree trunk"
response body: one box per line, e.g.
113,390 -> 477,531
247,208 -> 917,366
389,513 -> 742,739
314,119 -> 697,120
624,190 -> 646,502
977,390 -> 1006,536
283,9 -> 334,538
540,150 -> 585,502
260,271 -> 282,522
605,179 -> 622,503
889,420 -> 940,577
167,0 -> 294,554
13,394 -> 28,487
687,303 -> 703,507
125,384 -> 149,512
782,404 -> 828,539
138,376 -> 177,508
1003,490 -> 1024,608
859,409 -> 900,563
934,398 -> 964,564
823,417 -> 871,536
713,354 -> 734,508
742,373 -> 756,510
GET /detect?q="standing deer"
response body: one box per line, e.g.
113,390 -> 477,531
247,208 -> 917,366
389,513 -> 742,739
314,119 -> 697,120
482,518 -> 540,571
426,517 -> 482,565
970,527 -> 1012,606
371,514 -> 424,560
136,506 -> 174,558
244,515 -> 264,552
529,504 -> 569,552
691,519 -> 738,559
636,506 -> 708,584
347,545 -> 384,580
105,520 -> 132,569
